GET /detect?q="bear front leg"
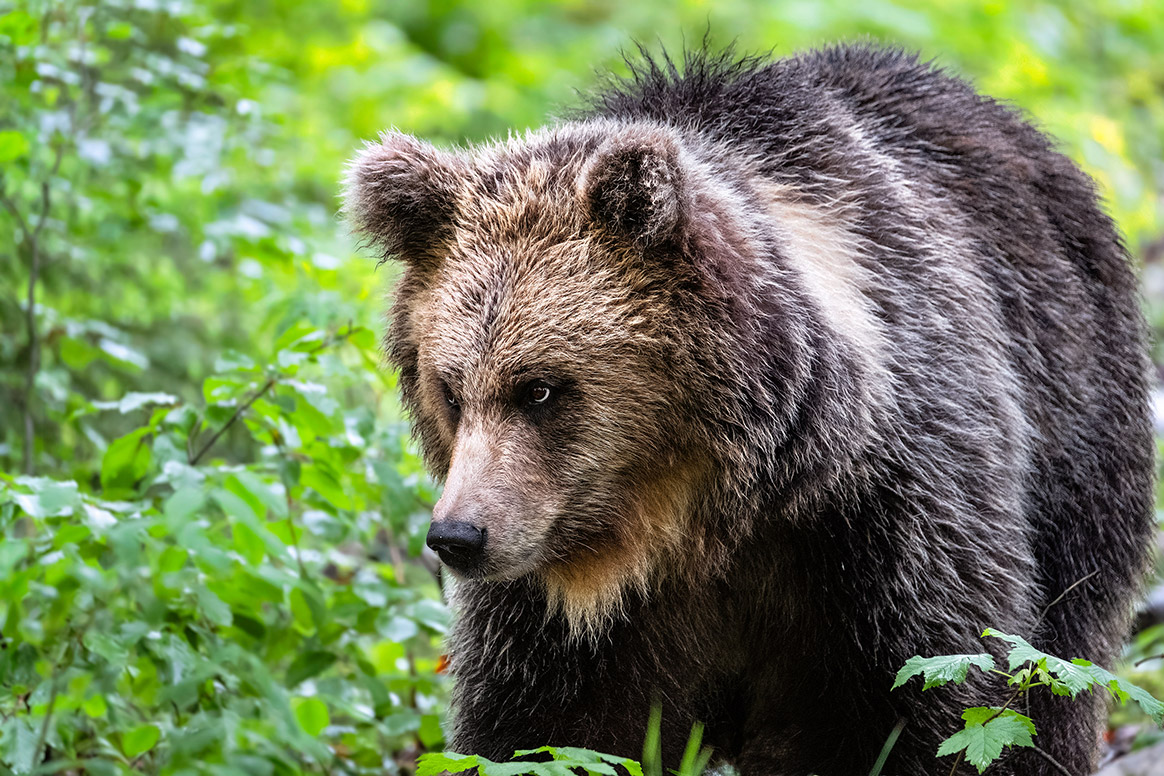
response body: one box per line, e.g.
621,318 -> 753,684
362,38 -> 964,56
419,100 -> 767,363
443,579 -> 709,767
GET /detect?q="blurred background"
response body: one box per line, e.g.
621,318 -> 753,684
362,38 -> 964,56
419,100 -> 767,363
1,1 -> 1162,774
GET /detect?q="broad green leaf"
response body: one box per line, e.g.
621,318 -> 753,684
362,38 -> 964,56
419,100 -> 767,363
0,130 -> 30,163
82,693 -> 108,718
419,713 -> 444,748
286,651 -> 338,687
157,546 -> 188,573
289,587 -> 316,635
11,478 -> 79,518
292,697 -> 329,736
196,586 -> 233,627
122,724 -> 160,757
101,427 -> 152,491
892,652 -> 995,690
164,487 -> 204,524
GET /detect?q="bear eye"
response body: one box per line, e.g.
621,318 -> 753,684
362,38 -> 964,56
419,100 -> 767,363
441,383 -> 460,409
525,381 -> 552,406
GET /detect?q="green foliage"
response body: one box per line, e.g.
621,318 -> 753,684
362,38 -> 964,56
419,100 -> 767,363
893,653 -> 996,691
417,748 -> 645,776
935,708 -> 1035,775
894,630 -> 1164,773
0,321 -> 448,775
413,705 -> 716,776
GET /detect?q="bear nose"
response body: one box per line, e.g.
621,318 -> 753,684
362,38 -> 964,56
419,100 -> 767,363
426,521 -> 486,572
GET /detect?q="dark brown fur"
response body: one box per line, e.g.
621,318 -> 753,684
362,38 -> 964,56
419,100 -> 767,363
346,45 -> 1155,775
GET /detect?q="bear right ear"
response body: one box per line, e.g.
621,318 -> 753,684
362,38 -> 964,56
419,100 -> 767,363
343,132 -> 466,266
578,130 -> 685,250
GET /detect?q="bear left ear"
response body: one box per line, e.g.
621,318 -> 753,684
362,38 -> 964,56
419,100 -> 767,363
578,130 -> 685,249
344,132 -> 467,267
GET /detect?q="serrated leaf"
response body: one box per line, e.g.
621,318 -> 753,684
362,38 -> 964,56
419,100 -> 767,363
982,630 -> 1096,696
936,709 -> 1035,773
893,653 -> 994,690
480,763 -> 538,776
416,753 -> 480,776
1073,660 -> 1164,723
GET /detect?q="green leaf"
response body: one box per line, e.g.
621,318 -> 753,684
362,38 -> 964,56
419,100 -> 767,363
0,130 -> 30,163
101,427 -> 152,491
292,697 -> 329,736
417,753 -> 481,776
93,392 -> 179,414
122,724 -> 160,757
982,630 -> 1095,696
289,587 -> 316,635
299,463 -> 353,511
196,586 -> 233,627
892,653 -> 995,690
157,546 -> 188,573
164,487 -> 204,524
82,693 -> 108,718
11,478 -> 79,518
286,651 -> 338,687
1072,660 -> 1164,723
936,708 -> 1035,773
419,713 -> 444,748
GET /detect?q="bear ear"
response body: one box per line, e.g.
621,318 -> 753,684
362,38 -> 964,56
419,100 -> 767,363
344,132 -> 466,266
578,131 -> 685,249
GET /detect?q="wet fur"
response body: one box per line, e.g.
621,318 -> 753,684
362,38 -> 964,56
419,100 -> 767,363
346,45 -> 1154,776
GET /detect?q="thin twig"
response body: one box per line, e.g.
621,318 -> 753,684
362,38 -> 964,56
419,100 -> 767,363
188,376 -> 277,465
15,142 -> 65,475
1035,571 -> 1099,629
31,642 -> 68,769
188,325 -> 355,466
1134,651 -> 1164,667
1030,745 -> 1074,776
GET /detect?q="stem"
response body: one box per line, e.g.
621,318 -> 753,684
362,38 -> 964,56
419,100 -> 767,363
1035,571 -> 1099,629
31,638 -> 73,769
4,142 -> 64,475
1134,652 -> 1164,667
188,324 -> 355,466
946,751 -> 964,776
188,376 -> 277,465
1030,746 -> 1074,776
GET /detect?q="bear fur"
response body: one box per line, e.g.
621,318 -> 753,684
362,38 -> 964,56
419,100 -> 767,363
345,45 -> 1155,776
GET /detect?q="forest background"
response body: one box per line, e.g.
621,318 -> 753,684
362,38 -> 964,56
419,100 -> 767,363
2,1 -> 1163,774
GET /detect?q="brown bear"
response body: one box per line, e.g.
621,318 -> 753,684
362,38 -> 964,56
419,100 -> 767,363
345,45 -> 1154,776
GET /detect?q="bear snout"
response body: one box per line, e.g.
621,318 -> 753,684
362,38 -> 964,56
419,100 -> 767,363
425,520 -> 487,574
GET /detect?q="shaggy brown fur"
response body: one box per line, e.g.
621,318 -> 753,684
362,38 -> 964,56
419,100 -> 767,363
345,45 -> 1154,776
